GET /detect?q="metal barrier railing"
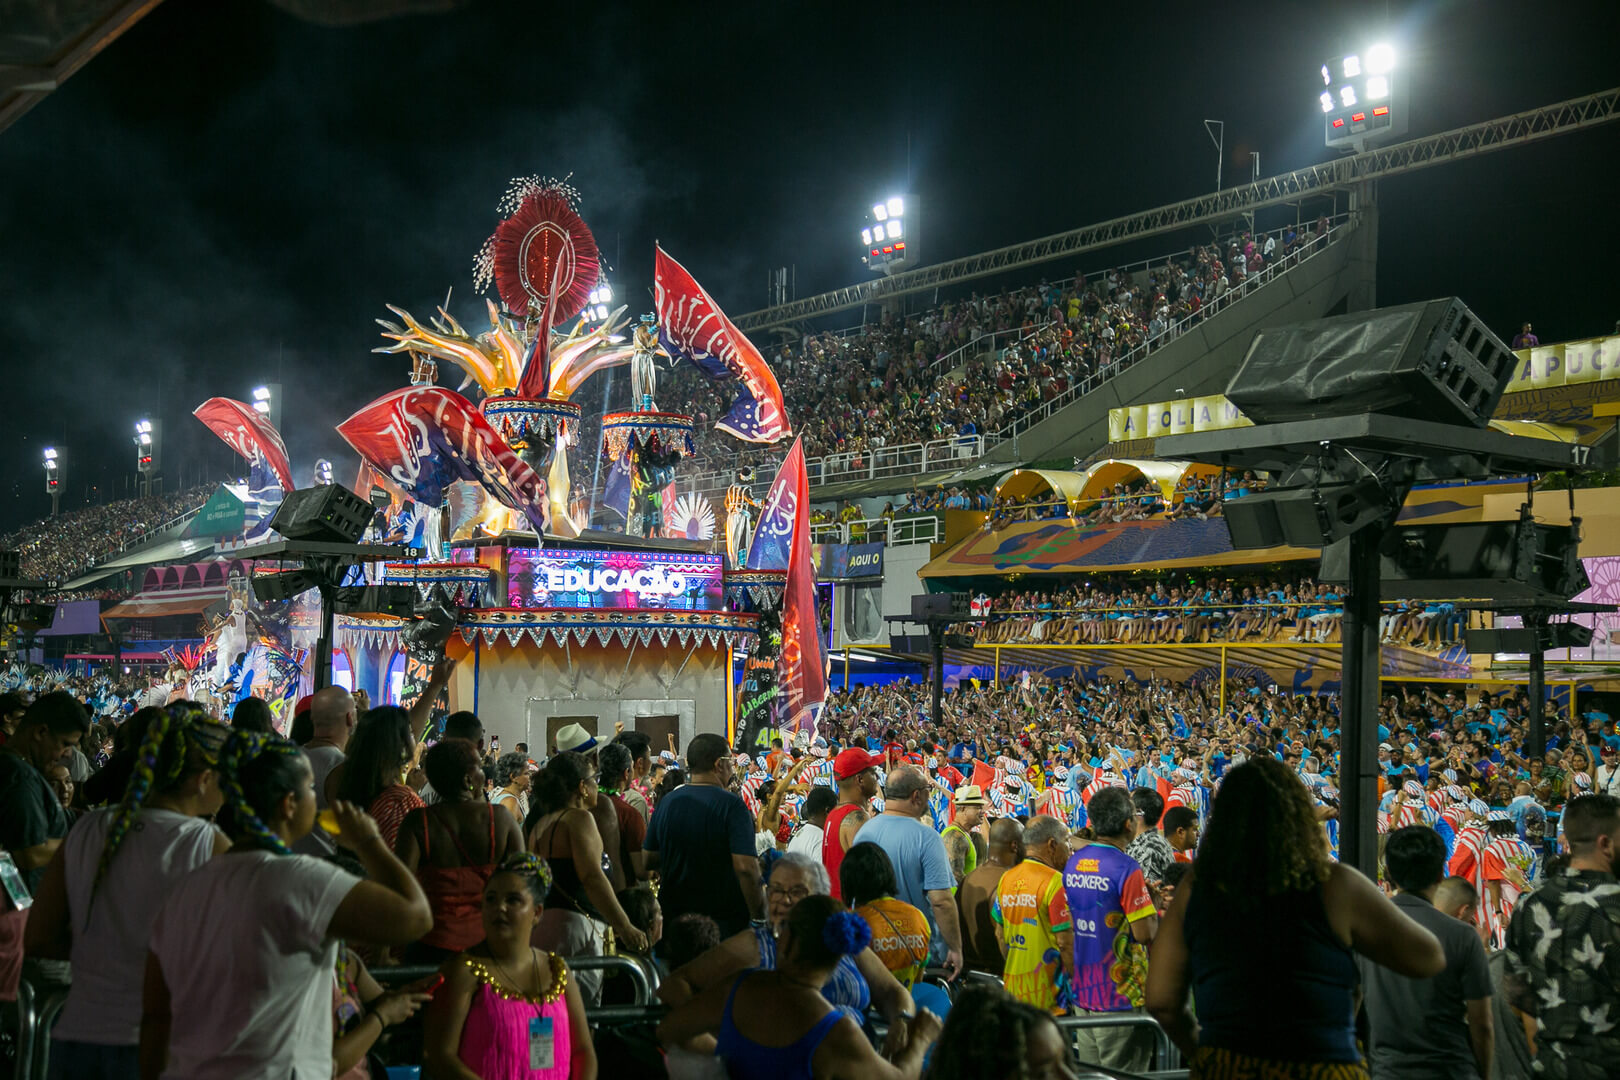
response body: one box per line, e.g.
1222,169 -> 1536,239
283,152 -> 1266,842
372,953 -> 660,1008
1057,1012 -> 1181,1073
809,513 -> 942,546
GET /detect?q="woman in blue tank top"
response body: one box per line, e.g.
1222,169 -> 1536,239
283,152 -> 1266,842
657,896 -> 942,1079
1145,757 -> 1445,1079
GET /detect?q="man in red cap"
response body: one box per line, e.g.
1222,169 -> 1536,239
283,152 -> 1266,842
824,746 -> 881,899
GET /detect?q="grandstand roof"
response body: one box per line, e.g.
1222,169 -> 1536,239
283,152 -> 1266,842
60,536 -> 218,591
919,516 -> 1317,580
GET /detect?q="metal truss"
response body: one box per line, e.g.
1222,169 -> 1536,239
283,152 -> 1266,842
733,87 -> 1620,332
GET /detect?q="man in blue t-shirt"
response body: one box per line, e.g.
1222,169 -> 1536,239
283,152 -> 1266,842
853,766 -> 964,977
644,732 -> 764,938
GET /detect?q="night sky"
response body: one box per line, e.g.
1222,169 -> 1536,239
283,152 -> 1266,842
2,0 -> 1616,532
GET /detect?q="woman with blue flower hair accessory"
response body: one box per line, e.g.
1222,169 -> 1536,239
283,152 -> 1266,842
658,893 -> 943,1079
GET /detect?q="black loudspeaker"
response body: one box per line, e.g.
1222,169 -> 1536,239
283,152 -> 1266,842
333,585 -> 418,617
888,633 -> 932,654
252,569 -> 317,603
1226,298 -> 1516,429
1321,519 -> 1587,601
911,594 -> 953,620
268,485 -> 373,544
0,551 -> 20,579
1468,621 -> 1594,654
1224,478 -> 1393,550
1466,628 -> 1542,654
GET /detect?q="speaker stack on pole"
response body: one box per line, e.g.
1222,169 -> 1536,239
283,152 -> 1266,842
1156,297 -> 1606,877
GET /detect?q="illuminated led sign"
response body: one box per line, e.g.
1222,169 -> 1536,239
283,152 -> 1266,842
506,548 -> 724,610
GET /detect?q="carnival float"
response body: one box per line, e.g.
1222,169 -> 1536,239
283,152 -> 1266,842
180,175 -> 826,748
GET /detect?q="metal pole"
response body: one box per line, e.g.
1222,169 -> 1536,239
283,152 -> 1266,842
314,586 -> 336,690
1203,120 -> 1223,190
1527,630 -> 1547,758
993,645 -> 1000,687
930,622 -> 945,728
844,647 -> 850,691
1339,526 -> 1382,878
1219,644 -> 1227,713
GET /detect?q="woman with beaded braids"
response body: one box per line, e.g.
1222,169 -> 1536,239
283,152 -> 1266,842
658,893 -> 943,1080
25,703 -> 230,1080
140,729 -> 433,1080
423,851 -> 597,1080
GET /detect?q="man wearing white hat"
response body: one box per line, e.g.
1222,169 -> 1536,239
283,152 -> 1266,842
942,785 -> 986,886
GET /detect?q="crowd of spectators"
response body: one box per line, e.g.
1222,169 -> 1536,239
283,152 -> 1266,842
964,573 -> 1475,652
5,567 -> 1615,1076
653,219 -> 1339,488
1,486 -> 209,584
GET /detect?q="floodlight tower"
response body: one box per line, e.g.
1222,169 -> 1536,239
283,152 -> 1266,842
859,195 -> 916,277
134,418 -> 162,496
1319,43 -> 1407,152
583,277 -> 613,326
251,383 -> 282,433
42,448 -> 61,517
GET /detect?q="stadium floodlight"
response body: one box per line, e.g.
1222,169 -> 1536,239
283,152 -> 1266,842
1321,64 -> 1331,86
135,419 -> 152,434
861,228 -> 873,245
598,284 -> 610,303
42,448 -> 57,462
886,196 -> 903,217
252,386 -> 271,401
588,287 -> 601,305
1321,44 -> 1405,151
596,304 -> 609,321
885,220 -> 902,239
871,202 -> 888,222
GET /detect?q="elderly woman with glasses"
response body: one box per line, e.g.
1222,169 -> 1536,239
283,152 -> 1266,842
657,852 -> 922,1056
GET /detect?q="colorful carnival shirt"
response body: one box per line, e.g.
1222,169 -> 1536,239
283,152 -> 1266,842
992,858 -> 1072,1014
1063,842 -> 1156,1012
1505,868 -> 1620,1080
857,896 -> 932,988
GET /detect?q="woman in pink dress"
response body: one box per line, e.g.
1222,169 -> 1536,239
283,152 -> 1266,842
422,852 -> 596,1080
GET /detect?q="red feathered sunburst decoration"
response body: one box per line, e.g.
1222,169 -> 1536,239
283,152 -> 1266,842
474,176 -> 599,324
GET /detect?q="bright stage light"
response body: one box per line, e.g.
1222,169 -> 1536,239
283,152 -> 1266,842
886,196 -> 904,216
1366,43 -> 1394,74
1342,54 -> 1361,77
872,203 -> 888,221
861,228 -> 873,245
885,220 -> 902,239
1366,75 -> 1389,100
1320,91 -> 1335,113
1340,85 -> 1357,107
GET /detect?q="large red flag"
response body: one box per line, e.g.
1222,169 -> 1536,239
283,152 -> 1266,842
655,244 -> 789,444
774,438 -> 826,735
336,386 -> 550,535
193,398 -> 294,493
